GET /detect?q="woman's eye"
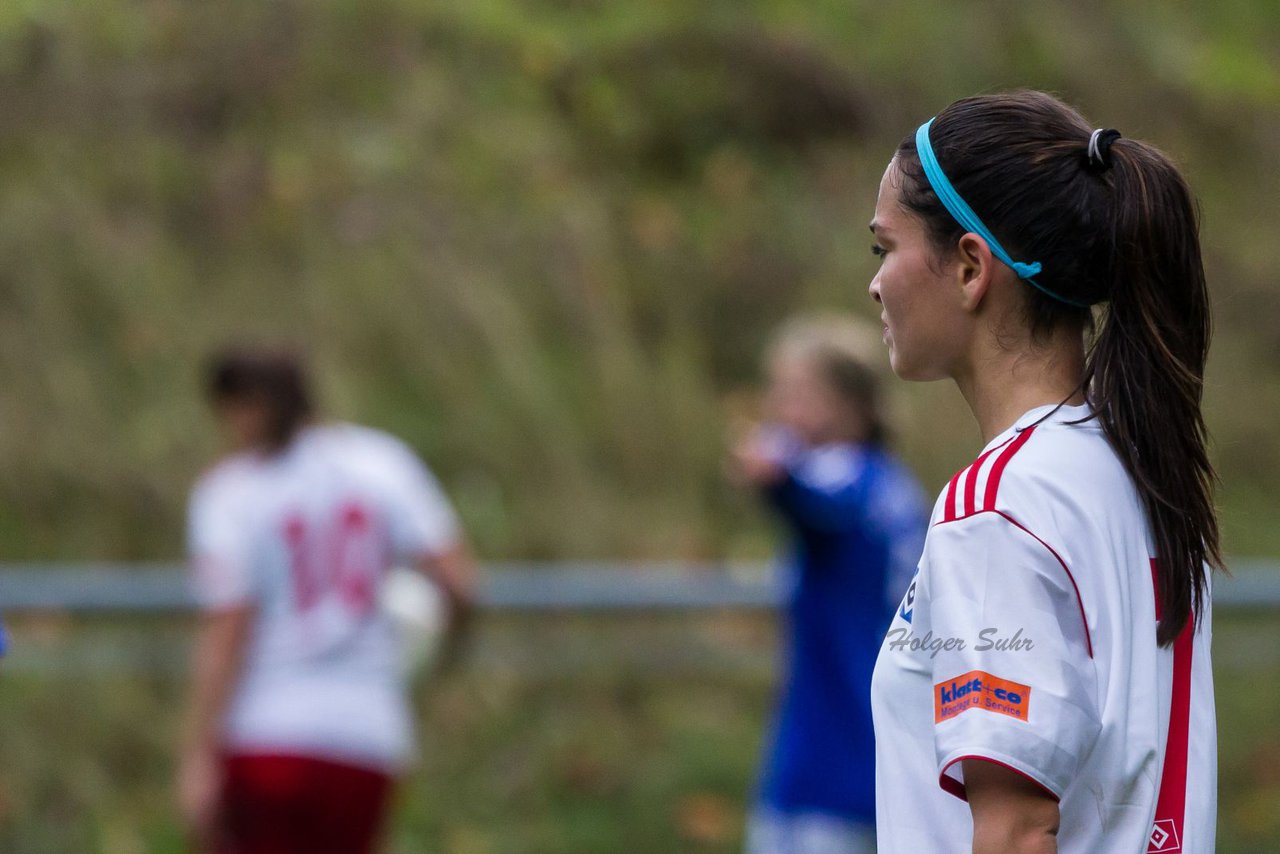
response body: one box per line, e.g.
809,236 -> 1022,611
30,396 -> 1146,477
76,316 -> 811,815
871,244 -> 888,259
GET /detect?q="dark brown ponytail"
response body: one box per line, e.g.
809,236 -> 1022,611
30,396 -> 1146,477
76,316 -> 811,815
894,91 -> 1221,645
1085,138 -> 1218,644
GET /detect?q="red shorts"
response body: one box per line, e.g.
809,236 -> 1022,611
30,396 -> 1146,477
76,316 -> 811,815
218,753 -> 394,854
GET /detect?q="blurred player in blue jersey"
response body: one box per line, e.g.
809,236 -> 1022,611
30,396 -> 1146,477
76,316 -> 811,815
730,315 -> 927,854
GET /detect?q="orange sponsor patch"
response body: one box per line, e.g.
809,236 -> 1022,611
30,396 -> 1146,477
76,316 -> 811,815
934,670 -> 1031,723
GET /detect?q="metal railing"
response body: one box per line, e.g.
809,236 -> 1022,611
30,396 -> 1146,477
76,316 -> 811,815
1,560 -> 1278,612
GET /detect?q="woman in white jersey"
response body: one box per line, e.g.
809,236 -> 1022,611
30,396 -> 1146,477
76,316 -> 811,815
177,347 -> 477,853
867,91 -> 1219,853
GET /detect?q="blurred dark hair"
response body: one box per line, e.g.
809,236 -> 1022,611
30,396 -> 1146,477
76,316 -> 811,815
895,90 -> 1219,645
205,345 -> 314,453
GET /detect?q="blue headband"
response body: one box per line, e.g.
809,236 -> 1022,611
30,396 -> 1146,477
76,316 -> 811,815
915,118 -> 1088,308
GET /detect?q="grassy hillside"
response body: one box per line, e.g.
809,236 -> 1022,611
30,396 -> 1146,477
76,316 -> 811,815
0,0 -> 1278,560
3,611 -> 1279,852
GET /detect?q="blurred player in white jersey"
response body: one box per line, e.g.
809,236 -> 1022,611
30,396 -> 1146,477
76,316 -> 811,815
177,346 -> 476,853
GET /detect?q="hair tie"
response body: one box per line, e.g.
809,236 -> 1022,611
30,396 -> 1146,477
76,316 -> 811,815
1086,128 -> 1122,171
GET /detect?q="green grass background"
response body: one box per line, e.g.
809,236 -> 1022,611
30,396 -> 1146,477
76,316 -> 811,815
1,0 -> 1279,850
0,0 -> 1278,560
2,611 -> 1278,852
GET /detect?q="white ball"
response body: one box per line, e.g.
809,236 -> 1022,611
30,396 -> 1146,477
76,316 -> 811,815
380,567 -> 448,678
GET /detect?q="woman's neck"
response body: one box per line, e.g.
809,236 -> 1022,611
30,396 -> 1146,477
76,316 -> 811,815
954,328 -> 1087,445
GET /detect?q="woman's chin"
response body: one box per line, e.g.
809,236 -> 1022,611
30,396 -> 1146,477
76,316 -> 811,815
887,349 -> 935,382
886,347 -> 910,379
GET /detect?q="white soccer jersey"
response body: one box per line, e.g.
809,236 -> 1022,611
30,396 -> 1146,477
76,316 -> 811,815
187,423 -> 460,771
872,403 -> 1216,853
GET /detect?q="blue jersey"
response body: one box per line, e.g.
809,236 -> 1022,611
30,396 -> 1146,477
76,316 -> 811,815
757,439 -> 927,823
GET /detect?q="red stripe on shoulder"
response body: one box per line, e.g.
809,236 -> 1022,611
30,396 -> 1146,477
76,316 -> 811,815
983,425 -> 1037,511
943,469 -> 963,522
942,435 -> 1015,524
964,440 -> 1009,517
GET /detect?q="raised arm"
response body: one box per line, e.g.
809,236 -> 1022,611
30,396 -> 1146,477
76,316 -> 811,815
765,463 -> 872,533
729,429 -> 871,534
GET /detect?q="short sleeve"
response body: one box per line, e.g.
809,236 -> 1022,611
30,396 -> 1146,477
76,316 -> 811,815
187,476 -> 257,610
383,448 -> 460,561
921,512 -> 1099,800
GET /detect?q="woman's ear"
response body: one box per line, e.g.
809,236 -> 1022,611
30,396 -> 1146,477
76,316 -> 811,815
955,233 -> 996,311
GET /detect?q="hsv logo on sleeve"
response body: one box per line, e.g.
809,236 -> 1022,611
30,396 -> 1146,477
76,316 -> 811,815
898,577 -> 916,624
934,670 -> 1032,723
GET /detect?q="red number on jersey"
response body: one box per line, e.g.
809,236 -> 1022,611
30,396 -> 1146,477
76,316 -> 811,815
282,501 -> 383,616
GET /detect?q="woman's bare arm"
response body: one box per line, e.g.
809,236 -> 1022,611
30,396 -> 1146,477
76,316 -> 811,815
964,758 -> 1060,854
418,541 -> 479,670
177,606 -> 254,844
